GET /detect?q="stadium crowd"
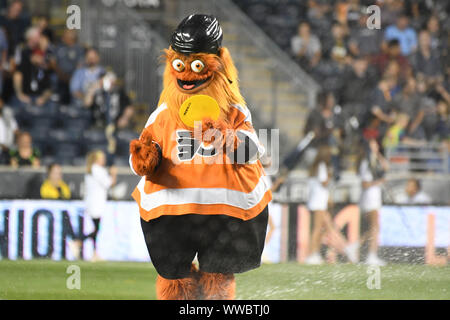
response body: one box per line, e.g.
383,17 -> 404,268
236,0 -> 449,173
0,0 -> 136,171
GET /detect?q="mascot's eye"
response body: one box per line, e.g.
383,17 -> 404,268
191,60 -> 205,73
172,59 -> 185,72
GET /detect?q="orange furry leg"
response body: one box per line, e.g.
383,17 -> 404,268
156,264 -> 200,300
198,272 -> 235,300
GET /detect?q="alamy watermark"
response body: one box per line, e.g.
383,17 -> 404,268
366,5 -> 381,30
66,265 -> 81,290
366,265 -> 381,290
66,5 -> 81,30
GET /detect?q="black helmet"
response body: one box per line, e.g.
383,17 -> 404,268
170,14 -> 223,55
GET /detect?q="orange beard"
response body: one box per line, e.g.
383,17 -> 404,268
158,47 -> 246,127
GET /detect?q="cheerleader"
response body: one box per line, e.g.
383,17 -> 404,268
304,146 -> 358,264
358,139 -> 389,266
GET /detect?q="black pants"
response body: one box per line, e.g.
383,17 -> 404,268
141,207 -> 269,279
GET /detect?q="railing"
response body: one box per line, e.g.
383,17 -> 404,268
385,143 -> 449,174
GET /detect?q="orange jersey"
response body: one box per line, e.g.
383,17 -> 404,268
130,102 -> 272,221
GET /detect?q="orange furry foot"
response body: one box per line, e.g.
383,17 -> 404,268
156,264 -> 199,300
198,272 -> 235,300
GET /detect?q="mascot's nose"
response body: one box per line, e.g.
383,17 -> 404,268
171,14 -> 223,55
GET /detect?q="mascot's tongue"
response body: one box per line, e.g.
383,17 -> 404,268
183,83 -> 195,90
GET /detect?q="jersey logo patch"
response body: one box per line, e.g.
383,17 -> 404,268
176,130 -> 217,161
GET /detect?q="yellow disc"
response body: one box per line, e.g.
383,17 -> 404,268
179,95 -> 220,128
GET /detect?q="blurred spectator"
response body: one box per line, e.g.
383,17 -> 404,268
425,15 -> 442,53
12,27 -> 52,108
85,71 -> 134,129
51,30 -> 84,104
410,30 -> 443,86
379,0 -> 404,27
372,39 -> 411,80
304,91 -> 337,146
70,47 -> 105,107
306,0 -> 333,40
348,14 -> 383,58
341,57 -> 376,107
362,75 -> 397,140
84,71 -> 134,163
0,0 -> 30,59
34,14 -> 54,43
394,178 -> 432,204
382,113 -> 411,149
40,163 -> 71,199
304,91 -> 342,177
433,99 -> 449,142
0,28 -> 8,96
9,131 -> 40,168
392,77 -> 427,139
322,22 -> 348,60
291,21 -> 321,70
0,98 -> 18,164
384,13 -> 417,56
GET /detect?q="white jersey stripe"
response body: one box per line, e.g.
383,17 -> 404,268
136,174 -> 270,212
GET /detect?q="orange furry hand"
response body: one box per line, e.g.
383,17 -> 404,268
130,127 -> 161,177
199,117 -> 230,148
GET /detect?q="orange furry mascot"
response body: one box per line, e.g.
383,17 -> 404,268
129,14 -> 272,300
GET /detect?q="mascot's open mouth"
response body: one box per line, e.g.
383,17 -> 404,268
177,76 -> 212,91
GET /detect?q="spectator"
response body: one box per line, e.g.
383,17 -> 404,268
433,99 -> 449,142
392,77 -> 427,139
291,22 -> 321,70
40,163 -> 71,200
348,14 -> 383,58
0,0 -> 30,59
34,14 -> 54,43
9,131 -> 40,168
362,75 -> 397,140
382,113 -> 411,149
0,28 -> 9,97
304,91 -> 338,146
70,47 -> 105,107
372,39 -> 411,80
51,29 -> 84,104
341,57 -> 376,108
384,13 -> 417,56
322,22 -> 348,60
85,71 -> 134,129
425,15 -> 442,52
410,30 -> 443,86
12,27 -> 52,108
394,178 -> 432,205
0,98 -> 18,164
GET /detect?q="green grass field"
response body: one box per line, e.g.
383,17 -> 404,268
0,260 -> 449,300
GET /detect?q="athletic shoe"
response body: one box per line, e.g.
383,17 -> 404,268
344,242 -> 360,263
365,253 -> 386,266
304,253 -> 324,265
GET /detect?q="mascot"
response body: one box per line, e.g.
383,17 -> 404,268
129,14 -> 272,300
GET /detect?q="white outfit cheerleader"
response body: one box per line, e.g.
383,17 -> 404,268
307,161 -> 329,211
84,164 -> 113,219
359,158 -> 382,213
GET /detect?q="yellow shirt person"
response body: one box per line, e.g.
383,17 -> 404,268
40,163 -> 71,200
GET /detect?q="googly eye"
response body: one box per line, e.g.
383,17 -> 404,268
191,60 -> 205,73
172,59 -> 185,72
